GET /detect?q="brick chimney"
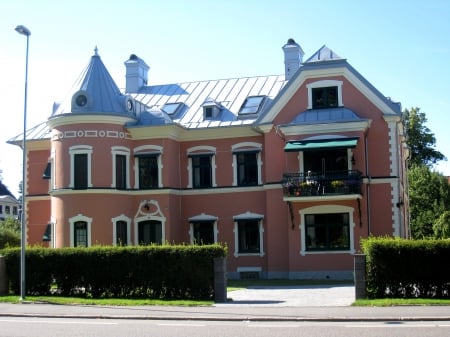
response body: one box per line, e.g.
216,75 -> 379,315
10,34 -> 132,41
124,54 -> 149,93
282,38 -> 304,81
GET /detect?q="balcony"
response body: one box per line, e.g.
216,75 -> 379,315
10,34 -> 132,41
282,170 -> 362,199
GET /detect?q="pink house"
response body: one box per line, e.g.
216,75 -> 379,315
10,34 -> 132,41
9,39 -> 409,279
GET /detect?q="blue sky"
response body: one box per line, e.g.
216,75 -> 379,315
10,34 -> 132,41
1,0 -> 449,196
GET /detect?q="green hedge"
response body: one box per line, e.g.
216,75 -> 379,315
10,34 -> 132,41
0,244 -> 226,299
362,237 -> 450,298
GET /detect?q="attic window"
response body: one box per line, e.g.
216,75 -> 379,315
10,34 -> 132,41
307,80 -> 343,109
239,96 -> 265,115
202,98 -> 221,120
312,87 -> 337,109
162,102 -> 182,115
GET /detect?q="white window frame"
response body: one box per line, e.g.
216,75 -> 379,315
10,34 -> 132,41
134,200 -> 166,245
69,214 -> 92,247
233,212 -> 265,257
187,146 -> 216,188
69,145 -> 93,188
299,205 -> 355,256
231,142 -> 262,186
306,80 -> 343,109
111,146 -> 131,189
112,214 -> 131,246
133,145 -> 163,189
188,213 -> 218,244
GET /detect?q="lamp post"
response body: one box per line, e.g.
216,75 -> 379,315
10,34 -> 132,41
15,24 -> 31,301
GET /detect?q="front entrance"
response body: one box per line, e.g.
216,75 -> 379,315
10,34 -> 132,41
138,220 -> 162,245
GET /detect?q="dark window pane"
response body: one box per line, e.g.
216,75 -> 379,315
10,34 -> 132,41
138,220 -> 162,245
305,213 -> 350,251
237,152 -> 258,186
74,221 -> 87,247
193,221 -> 215,245
139,156 -> 159,189
312,86 -> 338,109
238,220 -> 260,253
116,220 -> 127,246
74,153 -> 88,189
116,154 -> 127,189
192,155 -> 212,188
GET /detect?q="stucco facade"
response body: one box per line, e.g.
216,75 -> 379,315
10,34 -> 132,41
9,40 -> 409,279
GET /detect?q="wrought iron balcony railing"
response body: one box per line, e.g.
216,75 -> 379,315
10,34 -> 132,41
282,170 -> 362,197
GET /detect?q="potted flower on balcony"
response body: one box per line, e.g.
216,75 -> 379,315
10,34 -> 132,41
331,180 -> 345,193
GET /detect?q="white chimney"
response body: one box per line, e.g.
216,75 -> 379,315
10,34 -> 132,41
124,54 -> 149,93
282,38 -> 304,81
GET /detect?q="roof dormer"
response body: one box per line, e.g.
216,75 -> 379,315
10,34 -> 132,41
202,97 -> 222,120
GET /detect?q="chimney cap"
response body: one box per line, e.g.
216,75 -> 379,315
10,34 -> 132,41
287,38 -> 297,45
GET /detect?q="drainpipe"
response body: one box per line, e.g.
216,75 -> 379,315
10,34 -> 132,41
364,130 -> 371,236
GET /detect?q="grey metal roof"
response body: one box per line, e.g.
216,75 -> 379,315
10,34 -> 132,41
128,75 -> 287,129
304,45 -> 342,63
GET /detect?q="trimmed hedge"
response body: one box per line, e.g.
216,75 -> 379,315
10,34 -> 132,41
0,244 -> 226,299
362,237 -> 450,298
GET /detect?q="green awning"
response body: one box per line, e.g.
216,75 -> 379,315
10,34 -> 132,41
284,137 -> 358,152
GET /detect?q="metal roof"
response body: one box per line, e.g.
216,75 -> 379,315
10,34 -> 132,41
128,75 -> 287,129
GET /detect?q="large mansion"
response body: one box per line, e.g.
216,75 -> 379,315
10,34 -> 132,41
8,39 -> 409,279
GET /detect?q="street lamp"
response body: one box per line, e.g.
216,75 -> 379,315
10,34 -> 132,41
15,24 -> 31,301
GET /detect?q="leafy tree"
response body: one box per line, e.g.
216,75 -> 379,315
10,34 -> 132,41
403,107 -> 446,168
408,165 -> 450,238
433,211 -> 450,239
0,217 -> 21,248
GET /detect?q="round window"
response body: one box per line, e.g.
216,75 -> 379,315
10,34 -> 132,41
76,94 -> 87,107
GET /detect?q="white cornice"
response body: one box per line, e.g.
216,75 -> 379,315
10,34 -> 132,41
280,120 -> 371,136
47,114 -> 136,129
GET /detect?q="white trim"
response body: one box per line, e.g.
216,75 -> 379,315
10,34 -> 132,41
280,120 -> 370,136
133,145 -> 163,189
133,199 -> 166,244
236,267 -> 262,272
187,146 -> 217,188
299,205 -> 355,256
188,217 -> 218,244
111,214 -> 131,246
111,146 -> 130,189
231,142 -> 263,186
233,217 -> 265,257
69,145 -> 93,188
306,80 -> 343,109
69,213 -> 92,247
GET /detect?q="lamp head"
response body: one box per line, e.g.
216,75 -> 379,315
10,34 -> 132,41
15,25 -> 31,36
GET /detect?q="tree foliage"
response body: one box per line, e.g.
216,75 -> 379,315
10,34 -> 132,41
403,107 -> 446,168
0,217 -> 21,249
408,165 -> 450,239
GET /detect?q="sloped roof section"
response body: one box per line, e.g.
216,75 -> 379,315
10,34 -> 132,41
290,107 -> 364,125
304,45 -> 342,63
52,47 -> 134,116
128,75 -> 287,129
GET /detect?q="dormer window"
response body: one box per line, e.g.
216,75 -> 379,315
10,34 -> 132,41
239,96 -> 265,115
162,102 -> 183,115
312,86 -> 337,109
202,98 -> 221,120
307,80 -> 343,109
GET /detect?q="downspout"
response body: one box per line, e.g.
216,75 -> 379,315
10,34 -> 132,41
365,130 -> 371,236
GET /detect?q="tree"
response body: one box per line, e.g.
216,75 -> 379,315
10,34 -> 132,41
433,211 -> 450,239
0,217 -> 21,248
403,107 -> 446,168
408,165 -> 450,238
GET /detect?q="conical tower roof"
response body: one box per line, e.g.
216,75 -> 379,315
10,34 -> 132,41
52,47 -> 135,117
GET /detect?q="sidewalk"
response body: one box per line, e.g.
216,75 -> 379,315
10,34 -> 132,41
0,285 -> 449,322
